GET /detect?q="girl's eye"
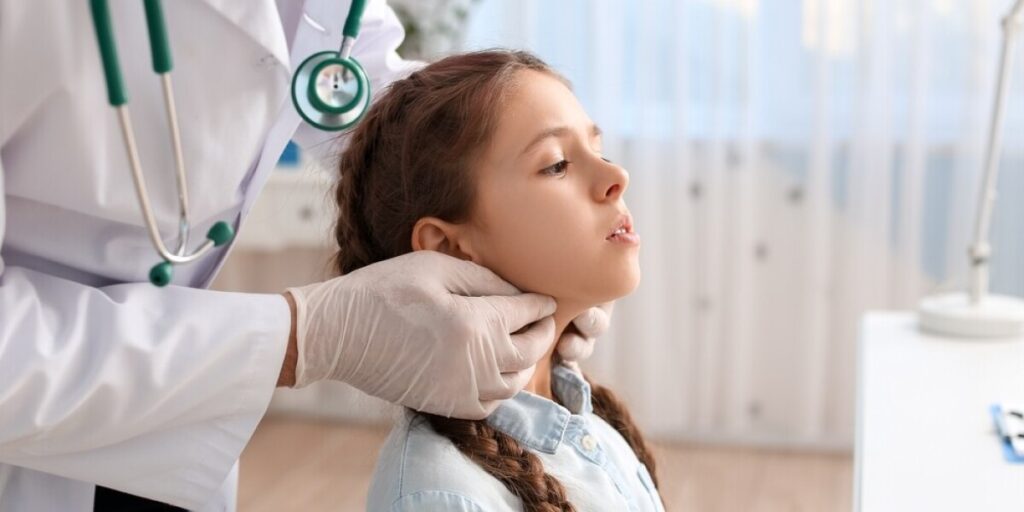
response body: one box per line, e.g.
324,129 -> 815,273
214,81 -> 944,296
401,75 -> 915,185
541,160 -> 570,176
601,157 -> 612,163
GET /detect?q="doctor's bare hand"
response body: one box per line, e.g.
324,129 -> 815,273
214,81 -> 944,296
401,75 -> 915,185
280,251 -> 557,419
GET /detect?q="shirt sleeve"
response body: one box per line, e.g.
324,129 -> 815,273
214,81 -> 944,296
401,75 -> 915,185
389,491 -> 489,512
0,154 -> 290,508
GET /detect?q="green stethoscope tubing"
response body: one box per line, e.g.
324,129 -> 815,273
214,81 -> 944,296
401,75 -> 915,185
89,0 -> 372,286
90,0 -> 234,287
291,0 -> 371,131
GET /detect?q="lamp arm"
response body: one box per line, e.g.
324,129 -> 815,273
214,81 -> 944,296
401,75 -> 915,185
969,0 -> 1024,304
1010,0 -> 1024,23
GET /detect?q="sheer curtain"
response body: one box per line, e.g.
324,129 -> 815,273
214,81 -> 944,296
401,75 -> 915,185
461,0 -> 1024,448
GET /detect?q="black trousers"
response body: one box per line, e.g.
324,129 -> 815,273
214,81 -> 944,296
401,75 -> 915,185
93,486 -> 186,512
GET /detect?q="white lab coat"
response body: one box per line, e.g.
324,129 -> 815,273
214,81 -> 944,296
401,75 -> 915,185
0,0 -> 417,510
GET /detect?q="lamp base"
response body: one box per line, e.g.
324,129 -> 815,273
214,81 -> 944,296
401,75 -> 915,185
918,292 -> 1024,338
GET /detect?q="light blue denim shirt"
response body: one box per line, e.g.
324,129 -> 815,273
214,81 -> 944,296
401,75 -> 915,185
366,365 -> 666,511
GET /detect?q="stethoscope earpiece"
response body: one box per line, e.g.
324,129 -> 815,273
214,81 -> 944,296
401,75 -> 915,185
148,221 -> 235,287
149,262 -> 173,287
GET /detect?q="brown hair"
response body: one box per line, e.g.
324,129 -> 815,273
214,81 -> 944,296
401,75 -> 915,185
332,50 -> 659,511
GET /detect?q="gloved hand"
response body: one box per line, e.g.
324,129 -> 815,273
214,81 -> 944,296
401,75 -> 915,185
285,251 -> 557,419
557,302 -> 613,364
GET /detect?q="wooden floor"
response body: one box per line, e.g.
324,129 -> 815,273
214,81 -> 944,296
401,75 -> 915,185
239,417 -> 853,512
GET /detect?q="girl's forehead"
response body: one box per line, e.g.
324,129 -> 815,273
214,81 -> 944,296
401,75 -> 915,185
492,75 -> 590,146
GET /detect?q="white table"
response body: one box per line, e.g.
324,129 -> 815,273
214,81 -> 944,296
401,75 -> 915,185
855,312 -> 1024,511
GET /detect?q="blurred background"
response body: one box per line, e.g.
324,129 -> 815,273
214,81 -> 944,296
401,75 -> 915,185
216,0 -> 1024,509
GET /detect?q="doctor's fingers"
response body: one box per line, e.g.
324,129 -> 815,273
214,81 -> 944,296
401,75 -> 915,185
442,362 -> 537,419
572,302 -> 614,340
435,253 -> 525,297
462,293 -> 555,359
556,331 -> 596,362
478,364 -> 539,403
501,313 -> 557,374
466,293 -> 556,368
479,292 -> 557,334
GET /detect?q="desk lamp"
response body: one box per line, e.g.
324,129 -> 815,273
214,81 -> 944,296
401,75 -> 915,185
918,0 -> 1024,337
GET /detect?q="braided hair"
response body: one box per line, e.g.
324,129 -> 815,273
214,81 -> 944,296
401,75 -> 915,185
422,378 -> 659,512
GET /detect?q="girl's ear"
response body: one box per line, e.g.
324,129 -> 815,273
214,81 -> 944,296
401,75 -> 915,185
411,217 -> 480,262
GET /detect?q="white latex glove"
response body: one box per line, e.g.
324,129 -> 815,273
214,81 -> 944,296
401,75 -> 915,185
557,302 -> 613,365
285,251 -> 557,419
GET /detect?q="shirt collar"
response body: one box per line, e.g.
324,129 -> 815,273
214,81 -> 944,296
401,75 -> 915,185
485,365 -> 593,454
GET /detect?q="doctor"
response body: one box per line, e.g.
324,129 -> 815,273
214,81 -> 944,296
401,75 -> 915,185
0,0 -> 612,511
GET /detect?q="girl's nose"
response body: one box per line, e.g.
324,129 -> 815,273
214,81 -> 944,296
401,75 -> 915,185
596,159 -> 629,202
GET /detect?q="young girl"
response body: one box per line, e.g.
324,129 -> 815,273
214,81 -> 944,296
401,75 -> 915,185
331,50 -> 665,512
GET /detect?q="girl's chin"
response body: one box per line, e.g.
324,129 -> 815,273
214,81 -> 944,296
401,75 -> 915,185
562,274 -> 641,310
606,264 -> 641,295
612,270 -> 642,300
510,261 -> 640,307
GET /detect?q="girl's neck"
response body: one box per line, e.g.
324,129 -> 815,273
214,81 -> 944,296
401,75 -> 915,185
522,301 -> 586,400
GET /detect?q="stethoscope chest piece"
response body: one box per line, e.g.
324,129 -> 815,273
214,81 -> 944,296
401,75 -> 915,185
292,51 -> 370,131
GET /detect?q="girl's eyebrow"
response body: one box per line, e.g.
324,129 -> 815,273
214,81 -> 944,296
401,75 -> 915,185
519,124 -> 603,156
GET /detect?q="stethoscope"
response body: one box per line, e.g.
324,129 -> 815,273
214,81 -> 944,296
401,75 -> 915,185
89,0 -> 370,286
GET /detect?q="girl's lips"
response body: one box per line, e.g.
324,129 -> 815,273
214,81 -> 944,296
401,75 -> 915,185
606,212 -> 635,240
607,231 -> 641,245
606,212 -> 638,245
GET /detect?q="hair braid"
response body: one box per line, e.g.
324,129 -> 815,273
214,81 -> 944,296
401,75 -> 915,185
421,374 -> 661,511
423,415 -> 576,512
333,75 -> 422,274
333,109 -> 384,274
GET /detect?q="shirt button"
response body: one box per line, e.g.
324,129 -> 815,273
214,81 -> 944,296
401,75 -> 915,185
581,434 -> 597,452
